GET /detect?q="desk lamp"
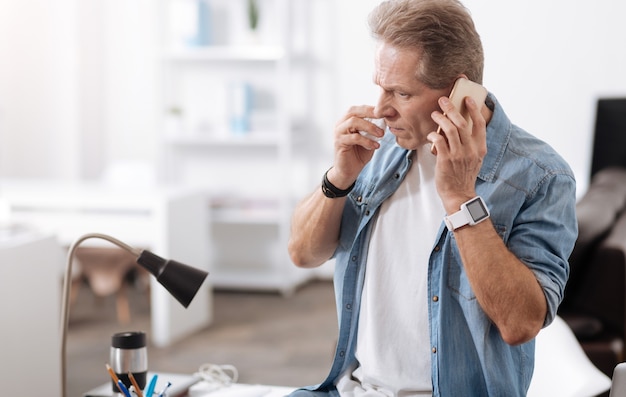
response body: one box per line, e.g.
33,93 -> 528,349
60,232 -> 208,397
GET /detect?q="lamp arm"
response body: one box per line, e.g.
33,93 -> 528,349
60,233 -> 142,397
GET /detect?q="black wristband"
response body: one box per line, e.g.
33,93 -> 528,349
321,168 -> 355,198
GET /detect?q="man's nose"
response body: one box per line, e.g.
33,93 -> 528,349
374,93 -> 394,119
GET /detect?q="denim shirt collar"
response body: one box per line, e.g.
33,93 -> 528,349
481,93 -> 511,183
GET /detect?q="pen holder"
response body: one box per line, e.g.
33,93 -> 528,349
110,331 -> 148,394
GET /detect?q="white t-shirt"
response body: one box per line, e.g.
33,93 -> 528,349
336,145 -> 445,397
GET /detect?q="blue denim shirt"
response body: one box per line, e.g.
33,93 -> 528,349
303,94 -> 577,397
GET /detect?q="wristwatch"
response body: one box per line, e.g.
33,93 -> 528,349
444,196 -> 490,231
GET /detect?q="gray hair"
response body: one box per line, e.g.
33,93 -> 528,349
368,0 -> 484,89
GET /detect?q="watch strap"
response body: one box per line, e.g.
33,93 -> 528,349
321,168 -> 355,198
444,209 -> 470,231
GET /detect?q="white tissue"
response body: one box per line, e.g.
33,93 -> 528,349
359,118 -> 386,142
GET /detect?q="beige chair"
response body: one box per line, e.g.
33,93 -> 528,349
73,246 -> 144,324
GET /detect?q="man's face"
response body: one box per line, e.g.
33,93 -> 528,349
373,42 -> 451,150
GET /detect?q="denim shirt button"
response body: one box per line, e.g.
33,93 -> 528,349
346,303 -> 352,310
365,210 -> 371,216
351,256 -> 357,262
394,173 -> 400,179
339,350 -> 346,357
433,245 -> 441,252
432,347 -> 437,354
432,295 -> 439,302
356,196 -> 363,203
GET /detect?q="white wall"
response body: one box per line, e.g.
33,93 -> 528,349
0,0 -> 159,181
1,0 -> 625,195
99,0 -> 160,167
0,0 -> 80,179
468,0 -> 626,194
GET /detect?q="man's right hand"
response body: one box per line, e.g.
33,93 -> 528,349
330,105 -> 385,188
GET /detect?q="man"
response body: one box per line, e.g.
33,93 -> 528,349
288,0 -> 577,396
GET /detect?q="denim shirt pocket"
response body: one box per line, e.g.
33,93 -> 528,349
446,223 -> 508,301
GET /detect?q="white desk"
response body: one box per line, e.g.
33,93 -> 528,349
188,383 -> 296,397
0,180 -> 213,347
0,231 -> 63,396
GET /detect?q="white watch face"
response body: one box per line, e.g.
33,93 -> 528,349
466,197 -> 489,223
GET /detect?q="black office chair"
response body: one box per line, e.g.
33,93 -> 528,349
590,98 -> 626,177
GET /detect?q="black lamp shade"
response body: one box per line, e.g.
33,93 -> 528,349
136,250 -> 208,308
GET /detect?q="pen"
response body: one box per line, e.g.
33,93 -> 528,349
117,379 -> 132,397
145,374 -> 158,397
158,381 -> 172,397
128,372 -> 144,397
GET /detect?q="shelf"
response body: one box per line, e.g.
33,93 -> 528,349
163,45 -> 285,62
159,0 -> 323,294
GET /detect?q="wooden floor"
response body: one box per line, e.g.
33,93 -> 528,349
67,279 -> 337,396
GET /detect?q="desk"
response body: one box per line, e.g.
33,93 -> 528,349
84,372 -> 295,397
0,231 -> 63,395
188,383 -> 295,397
0,180 -> 213,347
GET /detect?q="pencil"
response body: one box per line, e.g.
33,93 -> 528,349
128,371 -> 145,397
105,363 -> 125,394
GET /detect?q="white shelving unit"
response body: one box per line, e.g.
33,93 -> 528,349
158,0 -> 324,295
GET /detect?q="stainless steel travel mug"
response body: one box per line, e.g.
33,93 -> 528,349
110,331 -> 148,394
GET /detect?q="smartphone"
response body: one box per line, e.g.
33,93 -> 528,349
431,77 -> 487,154
437,77 -> 488,133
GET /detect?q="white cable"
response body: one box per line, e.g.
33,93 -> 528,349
195,363 -> 239,386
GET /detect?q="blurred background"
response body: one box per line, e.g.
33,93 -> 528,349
3,0 -> 626,191
0,0 -> 625,395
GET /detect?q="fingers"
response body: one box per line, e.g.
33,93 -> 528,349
428,130 -> 445,155
429,96 -> 484,155
465,96 -> 487,146
429,96 -> 486,202
336,106 -> 385,150
331,106 -> 385,180
359,118 -> 386,143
